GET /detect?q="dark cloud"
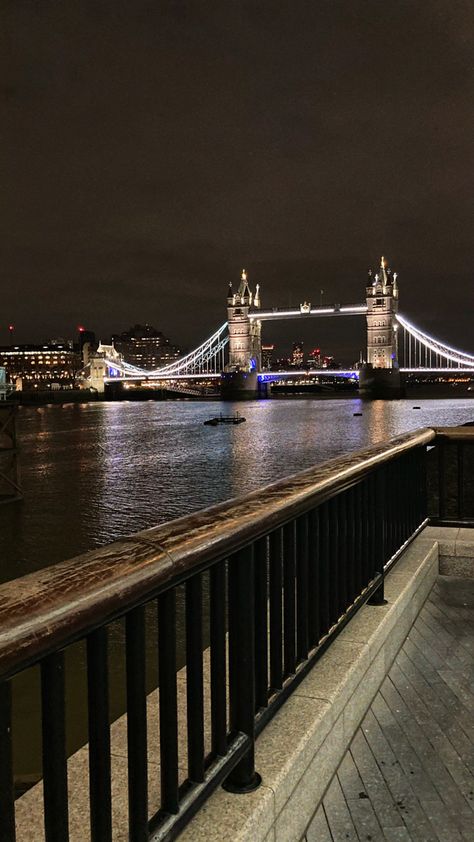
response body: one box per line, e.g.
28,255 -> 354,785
1,1 -> 473,358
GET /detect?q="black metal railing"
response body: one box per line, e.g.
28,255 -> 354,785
1,425 -> 466,842
428,426 -> 474,525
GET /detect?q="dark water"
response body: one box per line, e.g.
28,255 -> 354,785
3,396 -> 474,785
2,397 -> 474,583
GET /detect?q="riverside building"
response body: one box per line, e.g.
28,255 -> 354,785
0,344 -> 82,390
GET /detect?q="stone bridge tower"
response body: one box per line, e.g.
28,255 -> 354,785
360,256 -> 401,397
226,270 -> 262,372
366,256 -> 399,368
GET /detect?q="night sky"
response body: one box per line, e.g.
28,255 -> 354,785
2,1 -> 473,360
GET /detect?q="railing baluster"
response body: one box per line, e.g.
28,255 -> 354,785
438,442 -> 445,520
408,451 -> 416,533
328,497 -> 340,625
41,652 -> 69,842
307,509 -> 320,649
411,450 -> 419,532
338,494 -> 348,616
362,477 -> 370,588
296,514 -> 309,662
353,483 -> 363,597
210,562 -> 227,757
399,455 -> 407,546
0,681 -> 15,842
388,461 -> 396,554
396,458 -> 403,549
319,502 -> 331,636
126,607 -> 149,840
225,546 -> 261,792
390,459 -> 398,553
186,575 -> 204,782
346,488 -> 356,605
457,442 -> 464,520
368,468 -> 387,605
283,522 -> 297,677
254,537 -> 269,710
367,472 -> 377,581
158,591 -> 179,814
87,628 -> 112,842
269,529 -> 283,691
407,451 -> 415,535
420,445 -> 428,523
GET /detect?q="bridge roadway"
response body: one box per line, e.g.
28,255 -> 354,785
104,367 -> 474,384
249,304 -> 367,320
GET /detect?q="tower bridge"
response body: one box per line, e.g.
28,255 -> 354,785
82,258 -> 474,397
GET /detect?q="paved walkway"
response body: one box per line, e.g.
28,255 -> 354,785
304,577 -> 474,842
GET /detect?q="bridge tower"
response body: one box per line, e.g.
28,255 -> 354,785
366,256 -> 399,367
226,270 -> 262,372
222,270 -> 262,398
360,256 -> 401,397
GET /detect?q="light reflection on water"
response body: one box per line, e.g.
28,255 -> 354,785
1,397 -> 474,582
2,396 -> 474,784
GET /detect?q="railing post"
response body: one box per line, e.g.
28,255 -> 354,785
0,681 -> 15,842
224,545 -> 262,793
41,651 -> 69,842
368,468 -> 388,606
457,442 -> 464,521
438,440 -> 445,521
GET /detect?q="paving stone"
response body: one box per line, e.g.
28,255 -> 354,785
322,776 -> 359,841
305,805 -> 333,842
303,574 -> 474,842
382,829 -> 412,841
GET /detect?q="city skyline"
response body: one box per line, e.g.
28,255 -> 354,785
3,2 -> 474,359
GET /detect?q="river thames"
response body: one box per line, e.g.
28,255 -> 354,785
1,396 -> 474,584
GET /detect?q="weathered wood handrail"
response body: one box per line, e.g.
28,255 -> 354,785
0,427 -> 435,681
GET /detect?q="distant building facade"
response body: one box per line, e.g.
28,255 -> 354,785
261,343 -> 275,370
0,344 -> 82,390
292,341 -> 304,368
111,324 -> 181,370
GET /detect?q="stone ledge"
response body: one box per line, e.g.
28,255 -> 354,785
424,525 -> 474,577
180,535 -> 438,842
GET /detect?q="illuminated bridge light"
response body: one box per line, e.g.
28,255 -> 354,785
257,370 -> 359,381
397,313 -> 474,368
250,304 -> 367,320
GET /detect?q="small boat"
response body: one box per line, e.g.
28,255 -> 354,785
204,412 -> 246,426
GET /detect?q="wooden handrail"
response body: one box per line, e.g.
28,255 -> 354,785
0,427 -> 435,679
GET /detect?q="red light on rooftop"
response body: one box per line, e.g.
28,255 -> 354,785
8,325 -> 14,332
77,325 -> 85,333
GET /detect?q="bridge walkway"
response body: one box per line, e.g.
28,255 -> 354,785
305,576 -> 474,842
